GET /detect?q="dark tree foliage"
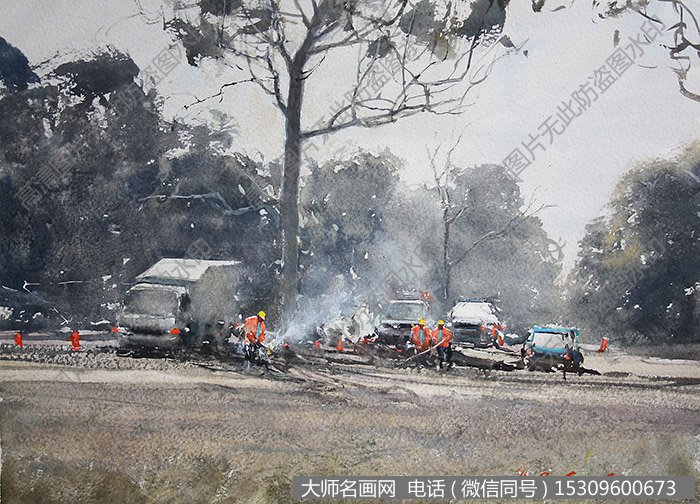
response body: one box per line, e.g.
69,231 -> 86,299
0,50 -> 278,328
0,37 -> 39,91
300,150 -> 402,296
54,51 -> 140,107
566,142 -> 700,343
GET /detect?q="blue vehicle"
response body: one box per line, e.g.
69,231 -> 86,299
523,325 -> 582,371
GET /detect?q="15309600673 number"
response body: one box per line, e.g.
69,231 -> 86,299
553,478 -> 676,498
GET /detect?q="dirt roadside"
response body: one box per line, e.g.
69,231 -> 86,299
0,351 -> 697,504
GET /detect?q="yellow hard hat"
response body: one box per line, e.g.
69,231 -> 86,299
418,319 -> 426,325
257,310 -> 267,320
438,320 -> 445,325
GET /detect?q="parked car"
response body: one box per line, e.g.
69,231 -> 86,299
447,298 -> 501,348
374,299 -> 429,346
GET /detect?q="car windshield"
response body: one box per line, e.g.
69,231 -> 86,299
385,302 -> 424,321
531,331 -> 576,349
450,302 -> 498,323
125,288 -> 179,317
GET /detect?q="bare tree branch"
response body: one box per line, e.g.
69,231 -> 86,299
449,195 -> 554,268
265,50 -> 288,115
183,78 -> 257,109
292,0 -> 312,28
303,30 -> 519,139
139,190 -> 279,221
659,0 -> 700,102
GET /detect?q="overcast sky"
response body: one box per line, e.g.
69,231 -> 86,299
2,0 -> 699,271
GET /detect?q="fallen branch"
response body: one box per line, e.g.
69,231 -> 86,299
402,338 -> 448,363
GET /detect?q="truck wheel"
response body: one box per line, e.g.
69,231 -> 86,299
117,333 -> 135,349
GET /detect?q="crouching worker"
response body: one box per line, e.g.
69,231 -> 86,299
243,311 -> 266,363
433,320 -> 453,369
562,344 -> 584,380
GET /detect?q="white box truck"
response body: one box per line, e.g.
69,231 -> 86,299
117,258 -> 241,348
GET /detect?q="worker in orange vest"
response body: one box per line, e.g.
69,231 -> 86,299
15,330 -> 24,348
68,329 -> 81,351
432,320 -> 454,369
243,311 -> 267,344
597,337 -> 608,353
490,323 -> 505,346
243,311 -> 266,363
410,319 -> 433,353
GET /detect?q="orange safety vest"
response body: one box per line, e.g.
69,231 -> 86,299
597,337 -> 608,353
69,330 -> 81,349
490,324 -> 505,346
243,316 -> 266,343
411,325 -> 433,351
15,331 -> 23,348
432,327 -> 453,348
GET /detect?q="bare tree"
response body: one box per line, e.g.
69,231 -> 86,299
585,0 -> 700,102
660,0 -> 700,102
162,0 -> 518,317
609,0 -> 700,102
427,137 -> 551,302
427,133 -> 470,302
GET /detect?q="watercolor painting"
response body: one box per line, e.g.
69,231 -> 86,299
0,0 -> 698,502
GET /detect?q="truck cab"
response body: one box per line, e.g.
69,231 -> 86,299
119,283 -> 190,347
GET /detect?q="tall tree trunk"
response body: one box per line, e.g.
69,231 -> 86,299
442,210 -> 451,302
279,60 -> 306,319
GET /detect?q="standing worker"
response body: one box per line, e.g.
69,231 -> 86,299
410,319 -> 433,353
243,311 -> 267,363
432,320 -> 454,369
68,329 -> 81,351
491,323 -> 505,347
562,344 -> 574,380
14,330 -> 24,348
